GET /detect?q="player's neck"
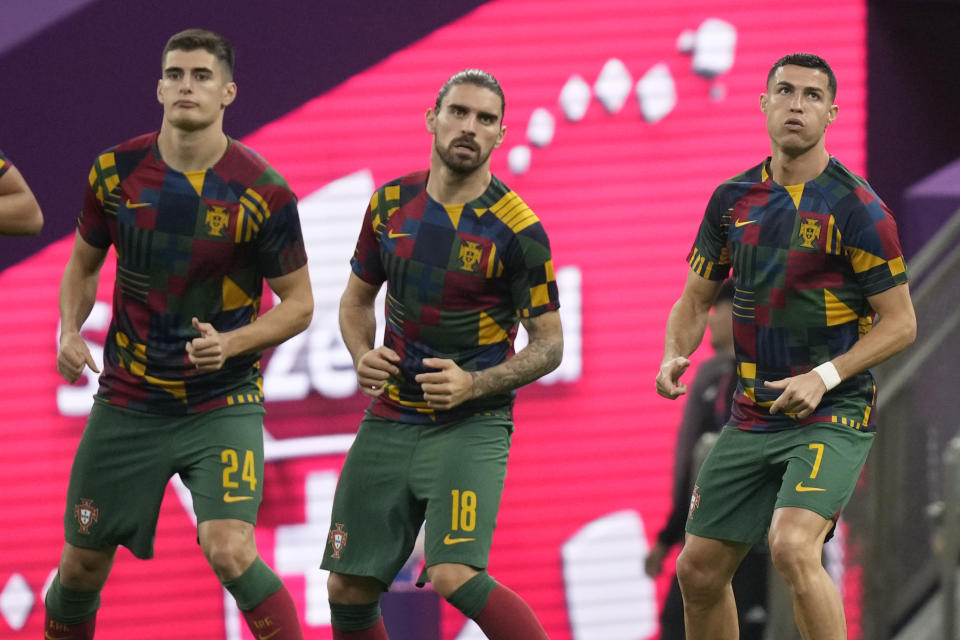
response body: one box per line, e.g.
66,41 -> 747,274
426,162 -> 492,205
157,122 -> 229,173
768,144 -> 830,186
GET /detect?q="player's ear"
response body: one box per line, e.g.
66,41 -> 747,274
157,79 -> 164,105
493,124 -> 506,149
425,108 -> 437,134
827,103 -> 838,127
759,93 -> 768,114
222,81 -> 237,108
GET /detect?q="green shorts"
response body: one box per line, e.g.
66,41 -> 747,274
320,412 -> 512,587
686,422 -> 874,546
64,400 -> 266,559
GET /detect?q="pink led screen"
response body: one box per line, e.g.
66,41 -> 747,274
1,1 -> 865,637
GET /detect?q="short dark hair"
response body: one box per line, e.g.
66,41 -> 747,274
434,69 -> 505,118
163,29 -> 234,80
767,53 -> 836,100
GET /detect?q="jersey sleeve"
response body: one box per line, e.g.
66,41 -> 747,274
76,153 -> 115,249
686,186 -> 732,281
349,189 -> 386,285
255,186 -> 308,279
506,220 -> 560,319
841,189 -> 908,296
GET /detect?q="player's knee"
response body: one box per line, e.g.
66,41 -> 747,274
58,545 -> 113,591
202,537 -> 256,581
768,529 -> 818,583
676,548 -> 725,600
206,544 -> 256,581
427,563 -> 478,599
327,572 -> 383,605
199,520 -> 257,581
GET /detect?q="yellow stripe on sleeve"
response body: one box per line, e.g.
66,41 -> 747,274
490,192 -> 538,233
888,256 -> 906,276
530,283 -> 550,308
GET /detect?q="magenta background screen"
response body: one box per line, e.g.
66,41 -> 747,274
1,1 -> 865,638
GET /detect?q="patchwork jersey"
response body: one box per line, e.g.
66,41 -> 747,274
351,170 -> 560,425
0,149 -> 10,178
77,132 -> 307,414
688,157 -> 908,433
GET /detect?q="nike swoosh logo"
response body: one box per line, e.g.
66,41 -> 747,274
126,199 -> 150,208
387,230 -> 412,239
734,219 -> 755,227
258,629 -> 281,640
443,534 -> 476,545
223,492 -> 254,503
795,482 -> 826,493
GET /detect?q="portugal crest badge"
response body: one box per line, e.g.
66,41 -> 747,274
458,240 -> 483,272
799,217 -> 822,248
205,205 -> 230,237
328,522 -> 348,558
74,498 -> 99,534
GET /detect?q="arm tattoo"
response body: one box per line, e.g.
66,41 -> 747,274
471,332 -> 563,398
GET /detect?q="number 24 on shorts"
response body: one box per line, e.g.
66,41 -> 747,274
222,448 -> 257,492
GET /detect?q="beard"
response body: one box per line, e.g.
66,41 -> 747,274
434,136 -> 492,175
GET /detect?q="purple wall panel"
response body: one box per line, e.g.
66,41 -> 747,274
867,0 -> 960,258
0,0 -> 490,271
0,0 -> 94,52
902,159 -> 960,260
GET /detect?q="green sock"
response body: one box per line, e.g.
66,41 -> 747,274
329,601 -> 383,631
447,571 -> 497,619
222,557 -> 283,611
44,574 -> 100,624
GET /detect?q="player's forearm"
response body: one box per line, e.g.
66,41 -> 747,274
338,298 -> 378,368
224,295 -> 313,357
471,332 -> 563,398
59,263 -> 100,337
830,312 -> 916,382
662,296 -> 710,363
0,167 -> 43,236
0,192 -> 44,236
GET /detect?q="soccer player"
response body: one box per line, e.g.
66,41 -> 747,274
0,149 -> 43,235
646,280 -> 768,640
321,69 -> 563,640
46,29 -> 312,640
655,53 -> 916,640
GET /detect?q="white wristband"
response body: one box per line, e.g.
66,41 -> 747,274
812,361 -> 841,391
